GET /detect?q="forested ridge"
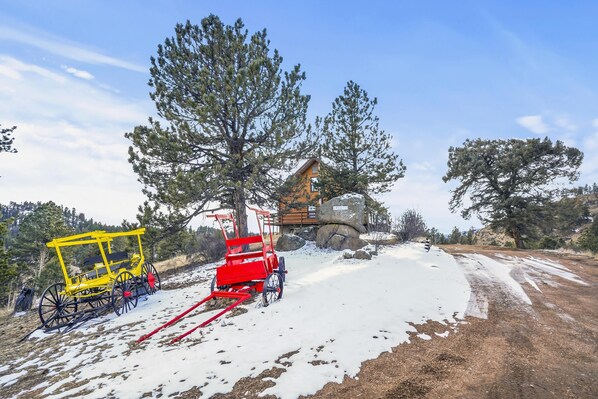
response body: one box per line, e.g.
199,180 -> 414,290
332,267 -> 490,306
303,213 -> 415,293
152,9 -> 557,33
0,201 -> 226,307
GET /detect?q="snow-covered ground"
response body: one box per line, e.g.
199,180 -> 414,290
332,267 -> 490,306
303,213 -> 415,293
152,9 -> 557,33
6,243 -> 588,399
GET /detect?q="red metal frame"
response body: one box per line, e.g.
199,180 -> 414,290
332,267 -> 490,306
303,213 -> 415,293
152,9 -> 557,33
137,207 -> 283,344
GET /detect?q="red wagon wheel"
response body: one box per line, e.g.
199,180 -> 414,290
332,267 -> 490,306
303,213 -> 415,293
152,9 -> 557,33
262,272 -> 283,306
111,271 -> 138,316
141,262 -> 161,295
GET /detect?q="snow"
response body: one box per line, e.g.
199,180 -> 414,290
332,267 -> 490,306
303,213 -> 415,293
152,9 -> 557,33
11,243 -> 470,398
458,254 -> 532,305
495,254 -> 588,286
9,245 -> 586,398
0,370 -> 26,387
338,193 -> 364,201
455,252 -> 587,318
360,232 -> 397,240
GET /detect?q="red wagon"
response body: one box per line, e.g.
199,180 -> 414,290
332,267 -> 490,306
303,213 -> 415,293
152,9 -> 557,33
138,207 -> 286,344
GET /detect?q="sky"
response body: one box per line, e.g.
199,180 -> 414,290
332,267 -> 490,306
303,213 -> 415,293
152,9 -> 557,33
1,0 -> 598,233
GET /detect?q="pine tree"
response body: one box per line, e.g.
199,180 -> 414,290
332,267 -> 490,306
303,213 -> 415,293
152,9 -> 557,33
448,227 -> 463,244
126,15 -> 312,237
578,217 -> 598,253
316,81 -> 405,206
443,138 -> 583,249
11,202 -> 72,290
0,215 -> 17,306
0,124 -> 17,154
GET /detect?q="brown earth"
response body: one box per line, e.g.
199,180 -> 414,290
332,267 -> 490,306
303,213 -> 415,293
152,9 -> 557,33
1,246 -> 597,399
199,245 -> 598,399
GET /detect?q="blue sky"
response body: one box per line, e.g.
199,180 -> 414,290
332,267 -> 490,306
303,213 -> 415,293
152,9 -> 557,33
1,1 -> 597,232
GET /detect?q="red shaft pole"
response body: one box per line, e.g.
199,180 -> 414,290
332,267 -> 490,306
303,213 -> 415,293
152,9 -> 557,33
137,293 -> 216,343
170,293 -> 250,344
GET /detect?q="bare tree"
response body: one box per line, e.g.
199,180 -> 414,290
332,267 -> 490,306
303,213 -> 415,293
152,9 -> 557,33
394,209 -> 427,242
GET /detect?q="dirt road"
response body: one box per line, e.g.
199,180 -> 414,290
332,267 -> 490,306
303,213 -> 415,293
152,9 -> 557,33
303,246 -> 598,399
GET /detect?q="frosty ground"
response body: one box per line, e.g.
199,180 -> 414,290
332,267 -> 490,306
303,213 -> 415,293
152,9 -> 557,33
0,243 -> 597,399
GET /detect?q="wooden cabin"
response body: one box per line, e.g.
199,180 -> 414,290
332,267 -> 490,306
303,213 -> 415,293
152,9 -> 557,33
276,159 -> 321,233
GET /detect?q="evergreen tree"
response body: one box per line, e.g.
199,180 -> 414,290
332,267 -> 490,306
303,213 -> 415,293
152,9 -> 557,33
443,138 -> 583,249
11,202 -> 72,290
316,81 -> 405,203
448,227 -> 463,244
0,215 -> 17,306
0,124 -> 17,154
578,217 -> 598,254
126,15 -> 312,237
464,227 -> 477,245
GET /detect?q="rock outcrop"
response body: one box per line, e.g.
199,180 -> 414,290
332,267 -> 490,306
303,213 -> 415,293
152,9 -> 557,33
275,234 -> 306,252
316,193 -> 366,233
316,223 -> 367,251
294,226 -> 318,241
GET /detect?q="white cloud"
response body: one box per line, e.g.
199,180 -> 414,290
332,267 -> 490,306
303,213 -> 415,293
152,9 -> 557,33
62,65 -> 94,80
553,115 -> 577,132
0,56 -> 151,225
381,174 -> 480,233
583,132 -> 598,151
516,115 -> 549,134
411,161 -> 434,172
0,25 -> 146,73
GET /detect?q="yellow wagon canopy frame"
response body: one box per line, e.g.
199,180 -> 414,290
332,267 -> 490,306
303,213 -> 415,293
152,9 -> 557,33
46,228 -> 146,289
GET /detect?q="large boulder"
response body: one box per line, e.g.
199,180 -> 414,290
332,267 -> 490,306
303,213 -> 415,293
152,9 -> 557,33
317,223 -> 360,240
275,234 -> 306,252
317,193 -> 367,233
316,224 -> 368,251
295,226 -> 319,241
354,249 -> 372,260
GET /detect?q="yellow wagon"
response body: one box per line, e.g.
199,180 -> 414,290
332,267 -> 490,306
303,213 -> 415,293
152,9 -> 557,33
38,228 -> 160,330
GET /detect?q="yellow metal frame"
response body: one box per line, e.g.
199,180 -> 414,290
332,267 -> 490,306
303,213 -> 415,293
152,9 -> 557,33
46,228 -> 146,296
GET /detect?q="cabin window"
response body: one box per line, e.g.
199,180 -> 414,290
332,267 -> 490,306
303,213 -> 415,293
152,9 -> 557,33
310,177 -> 319,192
311,164 -> 319,173
308,205 -> 316,218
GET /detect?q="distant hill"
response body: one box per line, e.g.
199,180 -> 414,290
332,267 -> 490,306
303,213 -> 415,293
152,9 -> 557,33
0,201 -> 121,242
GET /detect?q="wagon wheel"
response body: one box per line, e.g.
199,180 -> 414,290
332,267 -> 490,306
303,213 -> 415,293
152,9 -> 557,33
210,275 -> 217,293
210,275 -> 230,294
38,283 -> 78,329
262,273 -> 283,307
111,271 -> 138,316
85,289 -> 110,310
277,256 -> 286,283
141,262 -> 161,295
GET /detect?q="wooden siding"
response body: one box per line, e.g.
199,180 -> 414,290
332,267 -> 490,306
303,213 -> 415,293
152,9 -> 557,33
277,159 -> 320,226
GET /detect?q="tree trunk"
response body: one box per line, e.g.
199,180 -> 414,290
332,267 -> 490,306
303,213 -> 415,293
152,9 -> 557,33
511,228 -> 525,249
233,186 -> 249,239
37,247 -> 48,279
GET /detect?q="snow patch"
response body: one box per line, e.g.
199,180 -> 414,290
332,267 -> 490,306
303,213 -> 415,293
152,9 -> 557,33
0,370 -> 27,387
14,243 -> 472,399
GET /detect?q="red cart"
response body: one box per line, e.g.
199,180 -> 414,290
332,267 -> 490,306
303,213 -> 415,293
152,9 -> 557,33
138,207 -> 286,344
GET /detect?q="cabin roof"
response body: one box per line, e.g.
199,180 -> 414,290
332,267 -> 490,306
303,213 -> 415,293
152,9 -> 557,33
293,158 -> 319,177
